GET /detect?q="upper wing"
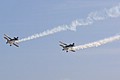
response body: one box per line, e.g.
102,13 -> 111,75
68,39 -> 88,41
13,43 -> 19,47
4,34 -> 12,40
59,41 -> 67,46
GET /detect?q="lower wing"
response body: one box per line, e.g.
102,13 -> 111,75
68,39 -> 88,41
13,43 -> 19,47
59,44 -> 65,48
71,50 -> 75,52
4,37 -> 9,41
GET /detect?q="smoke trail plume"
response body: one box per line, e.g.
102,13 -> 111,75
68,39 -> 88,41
73,35 -> 120,50
17,3 -> 120,43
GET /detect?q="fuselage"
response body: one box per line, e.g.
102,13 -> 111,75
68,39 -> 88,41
6,39 -> 16,46
62,46 -> 74,52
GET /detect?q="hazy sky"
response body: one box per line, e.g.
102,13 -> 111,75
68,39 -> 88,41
0,0 -> 120,80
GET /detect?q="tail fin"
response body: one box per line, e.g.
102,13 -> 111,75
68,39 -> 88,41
73,43 -> 75,46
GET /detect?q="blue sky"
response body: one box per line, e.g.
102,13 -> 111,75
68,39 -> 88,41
0,0 -> 120,80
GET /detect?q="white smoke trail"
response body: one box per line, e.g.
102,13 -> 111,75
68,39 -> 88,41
17,3 -> 120,43
73,35 -> 120,50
